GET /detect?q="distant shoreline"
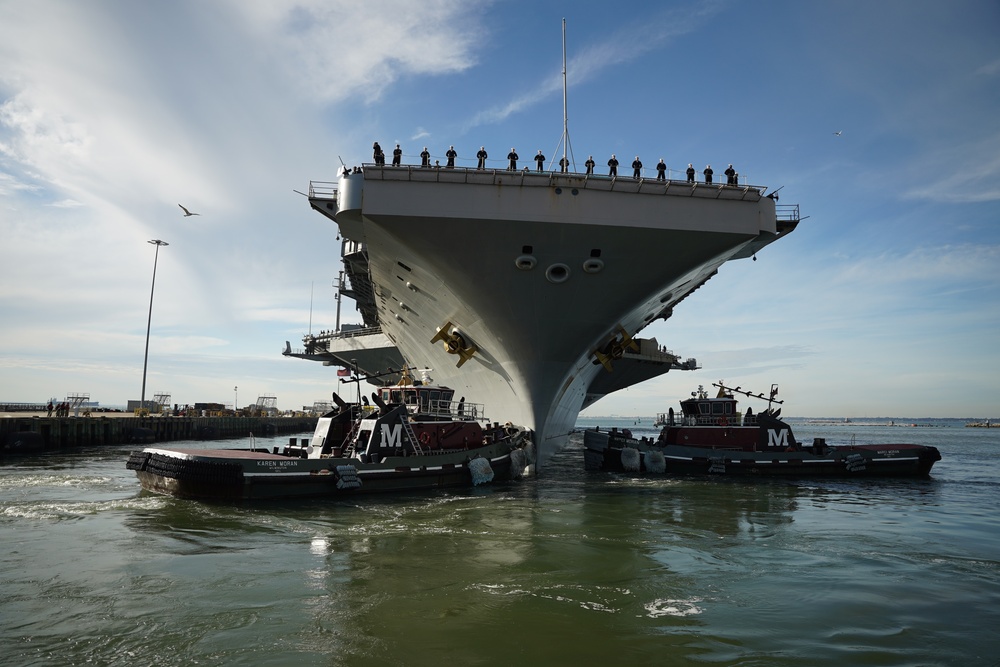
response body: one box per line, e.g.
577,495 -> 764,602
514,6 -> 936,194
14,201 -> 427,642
577,416 -> 996,424
1,411 -> 135,419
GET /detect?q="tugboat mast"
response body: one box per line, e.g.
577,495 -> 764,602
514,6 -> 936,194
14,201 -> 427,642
712,382 -> 784,409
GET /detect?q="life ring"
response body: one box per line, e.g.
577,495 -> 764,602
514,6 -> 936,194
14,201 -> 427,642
716,417 -> 728,426
418,431 -> 431,445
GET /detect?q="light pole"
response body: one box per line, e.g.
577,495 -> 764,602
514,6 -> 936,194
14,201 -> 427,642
234,386 -> 238,412
140,239 -> 168,411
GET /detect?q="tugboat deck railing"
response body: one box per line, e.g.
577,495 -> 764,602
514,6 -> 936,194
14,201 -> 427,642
654,414 -> 764,428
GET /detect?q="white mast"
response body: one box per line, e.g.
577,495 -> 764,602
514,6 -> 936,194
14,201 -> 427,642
552,18 -> 574,170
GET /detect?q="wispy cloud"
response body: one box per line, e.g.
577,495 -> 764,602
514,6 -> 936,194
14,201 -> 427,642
900,131 -> 1000,203
974,58 -> 1000,76
47,198 -> 83,208
234,0 -> 486,104
462,3 -> 723,130
0,170 -> 41,197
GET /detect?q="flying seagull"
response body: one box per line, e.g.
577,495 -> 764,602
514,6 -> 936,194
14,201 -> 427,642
833,131 -> 843,137
178,204 -> 200,217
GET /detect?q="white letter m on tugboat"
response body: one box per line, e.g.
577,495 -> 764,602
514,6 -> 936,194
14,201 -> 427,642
380,423 -> 402,448
767,429 -> 788,449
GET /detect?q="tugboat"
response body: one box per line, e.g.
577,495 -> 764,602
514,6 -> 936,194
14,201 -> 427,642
127,369 -> 533,500
584,382 -> 941,478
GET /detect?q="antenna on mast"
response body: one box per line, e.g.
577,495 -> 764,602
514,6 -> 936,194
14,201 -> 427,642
551,18 -> 575,171
334,270 -> 344,333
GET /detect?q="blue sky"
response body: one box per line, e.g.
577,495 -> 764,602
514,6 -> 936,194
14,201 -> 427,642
1,1 -> 997,418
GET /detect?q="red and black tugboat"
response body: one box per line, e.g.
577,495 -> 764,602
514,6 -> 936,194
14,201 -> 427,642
584,382 -> 941,478
128,369 -> 533,500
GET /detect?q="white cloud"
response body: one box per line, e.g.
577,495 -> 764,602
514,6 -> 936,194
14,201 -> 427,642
0,170 -> 41,196
900,131 -> 1000,203
47,198 -> 84,208
233,0 -> 486,104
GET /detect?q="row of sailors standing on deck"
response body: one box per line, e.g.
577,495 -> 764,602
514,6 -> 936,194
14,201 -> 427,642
371,142 -> 738,185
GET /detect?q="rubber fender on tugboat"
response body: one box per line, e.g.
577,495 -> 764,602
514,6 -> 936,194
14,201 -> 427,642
509,448 -> 527,479
468,457 -> 494,485
125,451 -> 151,471
334,464 -> 361,490
621,447 -> 641,472
522,441 -> 536,465
645,450 -> 666,474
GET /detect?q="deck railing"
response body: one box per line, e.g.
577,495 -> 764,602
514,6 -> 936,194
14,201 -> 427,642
776,204 -> 800,222
309,181 -> 337,198
653,414 -> 758,427
310,163 -> 773,203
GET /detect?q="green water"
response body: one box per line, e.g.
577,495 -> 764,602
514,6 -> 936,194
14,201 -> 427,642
2,422 -> 998,665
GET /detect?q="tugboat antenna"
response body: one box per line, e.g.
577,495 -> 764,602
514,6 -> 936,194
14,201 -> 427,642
712,382 -> 784,406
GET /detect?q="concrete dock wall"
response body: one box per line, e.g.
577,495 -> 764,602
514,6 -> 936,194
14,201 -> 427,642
1,415 -> 318,451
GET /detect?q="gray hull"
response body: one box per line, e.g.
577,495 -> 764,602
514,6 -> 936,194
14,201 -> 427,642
309,167 -> 799,463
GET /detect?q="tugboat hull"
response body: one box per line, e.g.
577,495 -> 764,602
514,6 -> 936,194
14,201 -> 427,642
583,382 -> 941,480
128,443 -> 520,501
584,429 -> 941,479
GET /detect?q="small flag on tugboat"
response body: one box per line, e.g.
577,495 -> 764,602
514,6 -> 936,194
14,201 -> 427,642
337,368 -> 350,377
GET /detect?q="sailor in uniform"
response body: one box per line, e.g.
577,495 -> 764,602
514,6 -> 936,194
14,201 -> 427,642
725,164 -> 736,185
507,148 -> 518,170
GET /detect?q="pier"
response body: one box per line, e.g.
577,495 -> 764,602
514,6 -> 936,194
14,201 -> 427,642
1,414 -> 318,452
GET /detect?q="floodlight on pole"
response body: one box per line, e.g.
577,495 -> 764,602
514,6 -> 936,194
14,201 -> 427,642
141,239 -> 168,411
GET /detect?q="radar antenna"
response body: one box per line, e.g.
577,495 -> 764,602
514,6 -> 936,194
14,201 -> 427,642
712,381 -> 784,410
